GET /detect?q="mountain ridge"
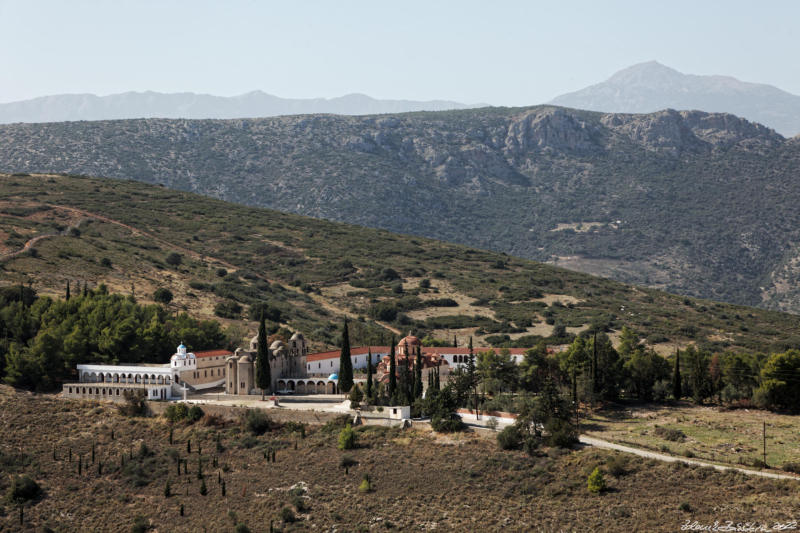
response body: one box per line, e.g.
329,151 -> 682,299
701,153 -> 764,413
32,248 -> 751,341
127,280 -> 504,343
1,106 -> 799,313
0,90 -> 479,123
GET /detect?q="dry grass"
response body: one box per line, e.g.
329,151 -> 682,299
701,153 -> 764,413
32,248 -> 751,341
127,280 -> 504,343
0,386 -> 798,532
585,403 -> 800,470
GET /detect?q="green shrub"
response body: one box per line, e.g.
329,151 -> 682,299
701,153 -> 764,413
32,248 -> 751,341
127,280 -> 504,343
654,426 -> 686,442
338,424 -> 357,450
5,475 -> 41,504
430,412 -> 464,433
545,418 -> 577,448
340,455 -> 358,468
187,405 -> 204,422
782,462 -> 800,474
244,409 -> 272,435
214,300 -> 243,319
153,288 -> 173,304
118,389 -> 148,417
165,252 -> 182,266
358,473 -> 373,493
605,455 -> 627,477
280,506 -> 296,523
497,425 -> 522,450
131,516 -> 151,533
291,494 -> 309,512
164,403 -> 189,423
587,467 -> 606,494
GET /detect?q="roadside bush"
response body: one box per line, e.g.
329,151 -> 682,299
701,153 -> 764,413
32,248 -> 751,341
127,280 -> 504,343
782,462 -> 800,474
497,425 -> 522,450
654,426 -> 686,442
338,424 -> 357,450
545,418 -> 577,448
430,412 -> 464,433
244,409 -> 272,435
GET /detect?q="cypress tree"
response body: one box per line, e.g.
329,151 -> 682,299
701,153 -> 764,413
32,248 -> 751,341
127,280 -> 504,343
402,359 -> 412,404
413,345 -> 423,399
388,337 -> 397,401
365,348 -> 373,401
338,320 -> 354,393
255,313 -> 271,400
673,348 -> 682,400
592,332 -> 598,404
434,364 -> 440,391
453,334 -> 457,347
65,280 -> 70,301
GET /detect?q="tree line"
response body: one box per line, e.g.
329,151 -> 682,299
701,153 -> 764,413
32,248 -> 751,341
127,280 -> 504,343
472,326 -> 800,413
0,285 -> 231,391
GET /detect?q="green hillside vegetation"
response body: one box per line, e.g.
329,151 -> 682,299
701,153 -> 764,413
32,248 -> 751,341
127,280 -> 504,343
0,286 -> 228,390
2,108 -> 800,313
3,173 -> 800,363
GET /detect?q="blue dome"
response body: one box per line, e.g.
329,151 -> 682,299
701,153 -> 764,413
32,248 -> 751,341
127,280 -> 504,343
178,343 -> 186,349
328,373 -> 338,380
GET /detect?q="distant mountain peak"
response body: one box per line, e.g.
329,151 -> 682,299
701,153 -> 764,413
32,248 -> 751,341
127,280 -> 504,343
551,62 -> 800,136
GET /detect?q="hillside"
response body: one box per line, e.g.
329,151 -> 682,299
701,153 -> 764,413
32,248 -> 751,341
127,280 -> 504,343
2,109 -> 800,313
3,173 -> 800,356
0,90 -> 476,123
551,61 -> 800,137
2,386 -> 796,532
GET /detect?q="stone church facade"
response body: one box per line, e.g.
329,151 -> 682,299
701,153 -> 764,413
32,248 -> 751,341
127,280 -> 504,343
225,332 -> 311,395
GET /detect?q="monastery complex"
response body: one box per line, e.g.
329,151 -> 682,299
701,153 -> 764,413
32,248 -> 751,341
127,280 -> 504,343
61,333 -> 529,402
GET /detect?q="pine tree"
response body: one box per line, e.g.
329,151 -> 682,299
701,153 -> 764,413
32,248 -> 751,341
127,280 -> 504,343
413,345 -> 423,399
673,348 -> 682,400
338,320 -> 354,393
65,280 -> 70,301
365,348 -> 373,401
255,313 -> 271,400
388,336 -> 397,400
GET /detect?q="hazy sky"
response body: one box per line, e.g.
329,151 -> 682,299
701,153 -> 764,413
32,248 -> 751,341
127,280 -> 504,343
2,0 -> 799,105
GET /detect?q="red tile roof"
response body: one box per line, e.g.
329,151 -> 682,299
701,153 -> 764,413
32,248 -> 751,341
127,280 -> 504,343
193,349 -> 234,358
306,345 -> 529,362
306,346 -> 390,362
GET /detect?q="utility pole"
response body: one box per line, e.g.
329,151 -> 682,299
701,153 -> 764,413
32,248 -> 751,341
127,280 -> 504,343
762,421 -> 767,468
